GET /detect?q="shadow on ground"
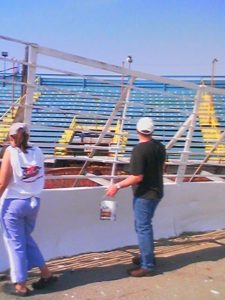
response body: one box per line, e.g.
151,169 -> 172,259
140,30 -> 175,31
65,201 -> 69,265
24,243 -> 225,296
1,231 -> 225,298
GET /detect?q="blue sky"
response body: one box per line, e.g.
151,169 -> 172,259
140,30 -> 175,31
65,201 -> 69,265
0,0 -> 224,75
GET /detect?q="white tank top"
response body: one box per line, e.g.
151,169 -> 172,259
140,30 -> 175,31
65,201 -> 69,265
2,144 -> 45,199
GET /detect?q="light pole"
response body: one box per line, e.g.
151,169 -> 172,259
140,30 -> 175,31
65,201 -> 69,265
211,58 -> 218,92
126,55 -> 133,70
1,51 -> 8,87
121,60 -> 125,96
209,58 -> 218,121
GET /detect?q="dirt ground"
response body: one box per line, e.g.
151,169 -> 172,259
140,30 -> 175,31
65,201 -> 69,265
1,229 -> 225,300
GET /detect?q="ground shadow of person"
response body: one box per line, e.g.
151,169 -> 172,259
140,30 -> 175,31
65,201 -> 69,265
27,242 -> 225,296
25,263 -> 129,296
2,236 -> 225,297
155,242 -> 225,274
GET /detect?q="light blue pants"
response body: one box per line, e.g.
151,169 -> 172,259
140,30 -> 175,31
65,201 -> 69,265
0,197 -> 45,283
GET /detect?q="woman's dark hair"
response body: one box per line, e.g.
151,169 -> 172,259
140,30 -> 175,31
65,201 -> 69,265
13,128 -> 31,153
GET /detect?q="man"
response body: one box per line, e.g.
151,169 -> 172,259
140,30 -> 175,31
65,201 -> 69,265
106,117 -> 166,277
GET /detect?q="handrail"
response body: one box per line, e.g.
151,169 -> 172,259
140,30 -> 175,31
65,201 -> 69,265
0,96 -> 24,121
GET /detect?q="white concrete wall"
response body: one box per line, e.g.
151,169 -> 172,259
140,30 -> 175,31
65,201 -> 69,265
1,182 -> 225,272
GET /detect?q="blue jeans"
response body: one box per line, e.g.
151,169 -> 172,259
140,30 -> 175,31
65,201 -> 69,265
133,197 -> 159,270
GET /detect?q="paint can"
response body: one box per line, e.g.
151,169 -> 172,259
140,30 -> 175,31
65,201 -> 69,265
100,199 -> 117,221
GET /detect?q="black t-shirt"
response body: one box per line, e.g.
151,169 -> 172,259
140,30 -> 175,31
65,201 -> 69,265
130,139 -> 166,200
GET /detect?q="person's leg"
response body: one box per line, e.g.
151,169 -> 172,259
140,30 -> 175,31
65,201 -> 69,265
132,198 -> 143,267
25,197 -> 57,290
133,197 -> 159,270
25,197 -> 53,278
0,199 -> 29,293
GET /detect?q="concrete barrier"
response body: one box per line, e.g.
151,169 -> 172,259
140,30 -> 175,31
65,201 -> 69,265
1,182 -> 225,272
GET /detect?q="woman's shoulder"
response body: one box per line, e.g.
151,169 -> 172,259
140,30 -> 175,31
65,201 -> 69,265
5,145 -> 13,153
1,145 -> 14,161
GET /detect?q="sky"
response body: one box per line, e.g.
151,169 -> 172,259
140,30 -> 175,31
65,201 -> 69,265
0,0 -> 225,76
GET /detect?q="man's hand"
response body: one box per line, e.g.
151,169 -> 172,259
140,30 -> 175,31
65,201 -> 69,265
105,184 -> 118,197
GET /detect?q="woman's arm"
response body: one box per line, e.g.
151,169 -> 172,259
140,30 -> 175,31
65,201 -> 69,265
0,149 -> 12,198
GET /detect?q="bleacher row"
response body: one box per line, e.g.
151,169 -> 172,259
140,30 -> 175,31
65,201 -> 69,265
0,74 -> 225,162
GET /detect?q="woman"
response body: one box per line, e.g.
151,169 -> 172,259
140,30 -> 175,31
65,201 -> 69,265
0,123 -> 56,297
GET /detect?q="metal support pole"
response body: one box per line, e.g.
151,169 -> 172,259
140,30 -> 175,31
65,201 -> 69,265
110,76 -> 136,183
175,85 -> 204,183
209,58 -> 218,123
189,130 -> 225,182
1,51 -> 8,87
21,46 -> 28,97
73,77 -> 135,186
24,44 -> 38,125
11,58 -> 15,118
166,115 -> 192,150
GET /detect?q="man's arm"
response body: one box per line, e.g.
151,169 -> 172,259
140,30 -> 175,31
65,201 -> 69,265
106,174 -> 143,198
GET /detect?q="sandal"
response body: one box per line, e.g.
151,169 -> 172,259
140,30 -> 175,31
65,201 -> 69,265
13,288 -> 31,297
3,283 -> 31,297
32,275 -> 58,290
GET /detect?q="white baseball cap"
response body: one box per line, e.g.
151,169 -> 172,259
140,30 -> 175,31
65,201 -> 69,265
9,123 -> 29,136
136,117 -> 154,135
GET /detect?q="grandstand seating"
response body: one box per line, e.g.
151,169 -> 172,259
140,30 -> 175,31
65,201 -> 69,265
0,74 -> 225,162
